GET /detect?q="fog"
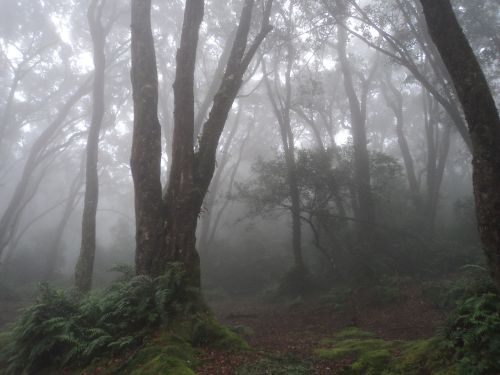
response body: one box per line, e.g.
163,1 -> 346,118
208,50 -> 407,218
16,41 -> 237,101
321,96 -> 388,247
0,0 -> 499,373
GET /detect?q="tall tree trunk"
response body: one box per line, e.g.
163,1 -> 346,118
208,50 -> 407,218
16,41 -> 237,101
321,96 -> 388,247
337,26 -> 374,227
381,74 -> 421,211
45,164 -> 84,280
130,0 -> 272,285
130,0 -> 163,276
159,0 -> 205,284
74,0 -> 107,293
262,29 -> 304,271
420,0 -> 500,290
199,108 -> 241,250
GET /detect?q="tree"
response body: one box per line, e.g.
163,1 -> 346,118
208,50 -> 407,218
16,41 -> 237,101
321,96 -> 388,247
131,0 -> 273,286
74,0 -> 109,293
419,0 -> 500,290
336,24 -> 377,228
262,0 -> 305,277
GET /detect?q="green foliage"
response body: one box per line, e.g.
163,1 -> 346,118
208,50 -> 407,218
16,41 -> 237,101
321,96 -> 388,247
315,327 -> 456,375
237,355 -> 313,375
442,292 -> 500,374
0,263 -> 201,374
423,272 -> 495,310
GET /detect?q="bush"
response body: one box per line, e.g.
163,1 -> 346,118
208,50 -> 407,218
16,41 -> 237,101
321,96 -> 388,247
443,292 -> 500,374
0,263 -> 201,374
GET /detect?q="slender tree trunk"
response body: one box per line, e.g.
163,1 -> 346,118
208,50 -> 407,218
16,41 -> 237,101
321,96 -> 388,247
262,36 -> 304,271
74,0 -> 107,293
337,26 -> 374,227
420,0 -> 500,290
45,164 -> 84,280
194,30 -> 237,138
199,108 -> 241,250
206,123 -> 253,247
0,78 -> 90,259
381,74 -> 421,211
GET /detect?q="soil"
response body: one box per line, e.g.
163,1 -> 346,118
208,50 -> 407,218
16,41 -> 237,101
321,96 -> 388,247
197,282 -> 445,374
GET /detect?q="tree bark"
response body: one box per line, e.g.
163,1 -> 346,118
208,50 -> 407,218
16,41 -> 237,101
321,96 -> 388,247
130,0 -> 163,276
130,0 -> 272,285
74,0 -> 108,293
420,0 -> 500,290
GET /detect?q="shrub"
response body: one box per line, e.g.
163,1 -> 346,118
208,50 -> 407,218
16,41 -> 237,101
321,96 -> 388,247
0,263 -> 201,374
443,292 -> 500,374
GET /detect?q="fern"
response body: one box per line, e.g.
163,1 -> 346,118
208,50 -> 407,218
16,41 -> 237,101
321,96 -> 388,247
0,263 -> 200,374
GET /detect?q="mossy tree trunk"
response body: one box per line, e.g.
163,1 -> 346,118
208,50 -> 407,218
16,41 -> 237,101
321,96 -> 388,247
131,0 -> 273,285
420,0 -> 500,290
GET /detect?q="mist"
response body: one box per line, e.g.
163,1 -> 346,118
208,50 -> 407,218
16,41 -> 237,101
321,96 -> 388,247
0,0 -> 499,374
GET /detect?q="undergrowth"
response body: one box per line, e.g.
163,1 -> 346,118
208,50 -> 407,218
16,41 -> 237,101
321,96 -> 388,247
0,263 -> 246,375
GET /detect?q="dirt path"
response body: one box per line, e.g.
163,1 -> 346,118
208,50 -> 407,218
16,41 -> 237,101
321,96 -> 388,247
197,286 -> 445,374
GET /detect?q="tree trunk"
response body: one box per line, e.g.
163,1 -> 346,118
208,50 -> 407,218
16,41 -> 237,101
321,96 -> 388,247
0,78 -> 90,259
262,35 -> 304,271
381,74 -> 421,211
199,108 -> 241,250
420,0 -> 500,290
74,0 -> 107,293
337,26 -> 374,227
45,164 -> 84,280
130,0 -> 272,285
130,0 -> 164,276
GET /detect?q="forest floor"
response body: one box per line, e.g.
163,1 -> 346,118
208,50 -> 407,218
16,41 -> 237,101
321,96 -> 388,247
0,281 -> 446,374
197,282 -> 445,374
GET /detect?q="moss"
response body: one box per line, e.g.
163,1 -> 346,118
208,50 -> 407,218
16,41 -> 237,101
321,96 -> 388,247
315,328 -> 457,375
315,339 -> 392,360
351,349 -> 391,374
390,340 -> 457,375
191,314 -> 249,351
237,355 -> 313,375
333,327 -> 377,340
80,314 -> 248,375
